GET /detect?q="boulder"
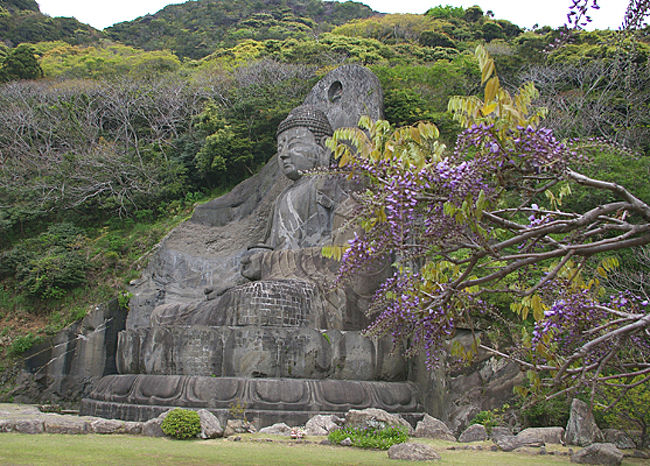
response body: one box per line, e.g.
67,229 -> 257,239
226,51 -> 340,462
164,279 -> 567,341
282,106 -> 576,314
142,410 -> 171,437
90,418 -> 142,434
344,408 -> 413,435
601,429 -> 635,450
13,418 -> 44,434
340,437 -> 352,446
387,443 -> 441,461
566,399 -> 602,446
304,414 -> 342,436
259,422 -> 292,435
223,419 -> 257,437
414,414 -> 456,441
494,435 -> 522,452
516,426 -> 565,445
43,416 -> 89,434
490,426 -> 512,441
570,443 -> 623,465
198,409 -> 223,439
458,424 -> 488,443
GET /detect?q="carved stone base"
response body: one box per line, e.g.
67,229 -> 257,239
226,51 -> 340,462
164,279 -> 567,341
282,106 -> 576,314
81,375 -> 422,426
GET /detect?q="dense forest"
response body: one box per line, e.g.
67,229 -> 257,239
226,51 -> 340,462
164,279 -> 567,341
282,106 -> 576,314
1,0 -> 649,431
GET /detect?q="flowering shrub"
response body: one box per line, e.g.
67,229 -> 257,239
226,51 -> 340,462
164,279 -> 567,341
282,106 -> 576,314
327,425 -> 408,450
161,408 -> 201,440
324,44 -> 650,405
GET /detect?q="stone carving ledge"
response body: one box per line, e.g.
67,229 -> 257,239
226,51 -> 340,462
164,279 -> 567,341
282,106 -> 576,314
81,374 -> 422,426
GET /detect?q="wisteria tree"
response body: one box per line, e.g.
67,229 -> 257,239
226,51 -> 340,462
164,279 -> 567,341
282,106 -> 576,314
324,44 -> 650,409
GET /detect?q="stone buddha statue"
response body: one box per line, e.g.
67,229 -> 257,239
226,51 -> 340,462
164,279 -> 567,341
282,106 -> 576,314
81,65 -> 422,426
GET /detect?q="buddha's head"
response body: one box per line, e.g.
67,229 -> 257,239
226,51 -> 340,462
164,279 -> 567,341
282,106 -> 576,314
276,105 -> 333,181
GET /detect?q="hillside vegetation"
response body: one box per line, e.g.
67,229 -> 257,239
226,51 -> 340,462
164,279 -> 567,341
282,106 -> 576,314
0,1 -> 648,421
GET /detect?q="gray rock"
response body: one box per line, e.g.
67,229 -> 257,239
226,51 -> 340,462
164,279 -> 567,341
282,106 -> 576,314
458,424 -> 488,443
142,410 -> 171,437
340,437 -> 352,446
90,418 -> 142,434
571,443 -> 623,465
490,426 -> 512,441
90,418 -> 124,434
259,422 -> 292,435
198,409 -> 223,439
601,429 -> 635,450
13,418 -> 44,434
414,414 -> 455,441
516,426 -> 565,445
223,419 -> 256,437
122,421 -> 143,434
495,435 -> 522,452
43,416 -> 89,434
566,399 -> 602,446
387,442 -> 441,461
344,408 -> 413,435
17,299 -> 127,404
304,415 -> 342,436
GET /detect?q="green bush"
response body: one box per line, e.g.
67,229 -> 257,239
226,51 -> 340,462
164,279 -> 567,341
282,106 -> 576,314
8,332 -> 42,356
161,408 -> 201,440
327,425 -> 408,450
470,408 -> 505,434
522,398 -> 570,428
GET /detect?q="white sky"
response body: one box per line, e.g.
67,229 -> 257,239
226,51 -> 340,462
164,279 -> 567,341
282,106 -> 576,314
36,0 -> 630,31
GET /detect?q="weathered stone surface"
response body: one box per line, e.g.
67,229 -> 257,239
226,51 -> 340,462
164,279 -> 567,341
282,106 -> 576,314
566,399 -> 602,446
495,435 -> 522,452
198,409 -> 223,439
601,429 -> 635,450
142,410 -> 170,437
387,443 -> 441,461
490,426 -> 512,441
43,415 -> 89,434
259,422 -> 292,435
516,427 -> 565,445
116,324 -> 404,381
571,443 -> 623,465
339,437 -> 352,446
82,375 -> 422,426
223,419 -> 256,437
344,408 -> 413,435
90,418 -> 141,434
446,346 -> 523,433
13,418 -> 44,434
302,64 -> 383,131
458,424 -> 488,443
414,414 -> 455,441
304,414 -> 342,436
15,299 -> 127,405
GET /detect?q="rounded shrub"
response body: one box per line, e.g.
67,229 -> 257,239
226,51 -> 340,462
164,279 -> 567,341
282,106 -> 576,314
161,408 -> 201,440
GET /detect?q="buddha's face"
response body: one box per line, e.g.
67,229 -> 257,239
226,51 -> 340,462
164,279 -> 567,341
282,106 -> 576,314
277,127 -> 323,181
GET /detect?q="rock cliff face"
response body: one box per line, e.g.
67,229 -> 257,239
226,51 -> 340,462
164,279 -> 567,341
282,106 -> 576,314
80,65 -> 425,426
12,299 -> 127,404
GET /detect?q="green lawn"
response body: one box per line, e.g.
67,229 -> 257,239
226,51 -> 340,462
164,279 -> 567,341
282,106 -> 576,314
0,433 -> 645,465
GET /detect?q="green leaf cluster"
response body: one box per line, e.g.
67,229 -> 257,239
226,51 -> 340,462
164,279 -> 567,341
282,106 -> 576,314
161,408 -> 202,440
0,223 -> 87,300
327,425 -> 408,450
0,44 -> 42,82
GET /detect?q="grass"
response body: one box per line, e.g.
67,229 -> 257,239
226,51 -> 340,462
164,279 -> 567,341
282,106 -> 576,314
1,433 -> 646,465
